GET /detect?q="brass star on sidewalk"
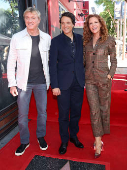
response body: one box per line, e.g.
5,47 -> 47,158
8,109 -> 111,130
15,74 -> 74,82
60,161 -> 71,170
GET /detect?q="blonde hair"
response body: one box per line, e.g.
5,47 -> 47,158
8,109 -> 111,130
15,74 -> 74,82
83,14 -> 108,46
23,7 -> 41,19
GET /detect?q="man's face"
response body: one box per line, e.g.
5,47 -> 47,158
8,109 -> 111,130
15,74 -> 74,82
61,16 -> 74,36
24,11 -> 40,31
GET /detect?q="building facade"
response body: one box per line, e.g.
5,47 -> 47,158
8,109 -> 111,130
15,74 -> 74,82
48,0 -> 89,37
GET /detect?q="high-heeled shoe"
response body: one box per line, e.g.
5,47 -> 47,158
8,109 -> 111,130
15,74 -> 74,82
93,141 -> 104,151
95,150 -> 101,158
94,141 -> 104,158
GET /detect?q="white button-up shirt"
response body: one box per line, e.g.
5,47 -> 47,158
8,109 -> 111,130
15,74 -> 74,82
7,28 -> 51,91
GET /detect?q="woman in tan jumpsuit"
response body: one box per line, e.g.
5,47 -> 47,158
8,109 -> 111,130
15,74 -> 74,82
83,14 -> 117,158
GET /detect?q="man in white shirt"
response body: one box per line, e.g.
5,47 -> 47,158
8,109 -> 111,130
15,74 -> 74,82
7,7 -> 51,156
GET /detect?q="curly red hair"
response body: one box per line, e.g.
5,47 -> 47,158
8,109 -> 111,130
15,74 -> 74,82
83,14 -> 108,46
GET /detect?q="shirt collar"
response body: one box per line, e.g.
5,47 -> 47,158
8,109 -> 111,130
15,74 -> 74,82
22,28 -> 46,39
91,36 -> 102,40
62,32 -> 75,42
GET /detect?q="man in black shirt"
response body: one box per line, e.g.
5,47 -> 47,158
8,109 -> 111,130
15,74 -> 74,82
7,7 -> 51,156
49,12 -> 85,154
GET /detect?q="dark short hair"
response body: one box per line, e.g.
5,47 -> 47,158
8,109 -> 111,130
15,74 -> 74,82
59,12 -> 75,25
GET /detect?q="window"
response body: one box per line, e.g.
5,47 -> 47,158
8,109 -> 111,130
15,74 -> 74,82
0,0 -> 25,110
59,2 -> 68,18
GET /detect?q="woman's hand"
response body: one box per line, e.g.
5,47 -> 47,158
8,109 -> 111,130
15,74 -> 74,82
107,74 -> 112,80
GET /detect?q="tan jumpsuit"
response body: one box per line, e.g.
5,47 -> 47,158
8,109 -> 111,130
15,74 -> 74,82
84,36 -> 117,137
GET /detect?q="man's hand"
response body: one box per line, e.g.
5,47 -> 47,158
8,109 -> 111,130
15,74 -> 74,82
52,88 -> 61,96
10,86 -> 18,97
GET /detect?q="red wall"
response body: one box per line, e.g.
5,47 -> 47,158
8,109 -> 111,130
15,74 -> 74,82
83,1 -> 89,20
48,0 -> 59,37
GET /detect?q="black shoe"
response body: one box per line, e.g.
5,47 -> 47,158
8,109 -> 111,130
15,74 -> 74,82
124,89 -> 127,91
70,137 -> 84,148
59,142 -> 68,154
15,143 -> 29,156
38,137 -> 48,150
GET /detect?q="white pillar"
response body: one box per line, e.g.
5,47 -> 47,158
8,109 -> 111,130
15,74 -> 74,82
116,20 -> 119,58
120,18 -> 122,40
122,2 -> 126,60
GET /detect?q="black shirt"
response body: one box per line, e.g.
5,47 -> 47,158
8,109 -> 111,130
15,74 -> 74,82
63,32 -> 76,58
28,35 -> 46,84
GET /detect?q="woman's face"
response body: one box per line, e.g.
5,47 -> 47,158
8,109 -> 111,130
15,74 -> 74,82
89,17 -> 101,35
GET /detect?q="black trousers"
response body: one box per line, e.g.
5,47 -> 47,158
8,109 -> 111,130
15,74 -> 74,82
57,75 -> 84,143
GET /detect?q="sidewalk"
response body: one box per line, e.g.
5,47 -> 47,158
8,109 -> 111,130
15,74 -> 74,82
117,56 -> 127,67
116,56 -> 127,74
0,126 -> 18,149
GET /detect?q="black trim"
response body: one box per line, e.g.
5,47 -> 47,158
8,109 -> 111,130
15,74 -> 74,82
0,102 -> 18,140
0,122 -> 18,140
